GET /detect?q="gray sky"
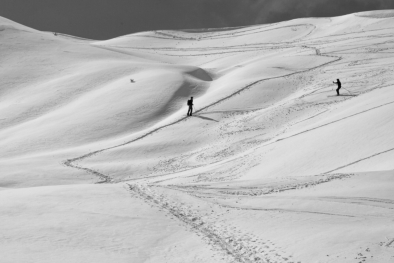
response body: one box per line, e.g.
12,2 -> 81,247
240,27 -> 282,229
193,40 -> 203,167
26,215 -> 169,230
1,0 -> 393,40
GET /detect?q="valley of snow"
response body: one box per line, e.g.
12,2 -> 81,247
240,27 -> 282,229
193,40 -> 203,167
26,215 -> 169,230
1,10 -> 394,263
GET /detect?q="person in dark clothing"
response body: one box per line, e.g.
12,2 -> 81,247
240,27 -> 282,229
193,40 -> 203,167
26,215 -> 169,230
333,79 -> 341,96
187,97 -> 194,116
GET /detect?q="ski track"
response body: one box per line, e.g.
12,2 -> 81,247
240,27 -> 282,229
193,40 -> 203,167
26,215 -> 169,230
218,173 -> 352,197
273,99 -> 394,144
153,24 -> 316,41
159,173 -> 353,198
386,238 -> 394,248
63,46 -> 341,181
220,205 -> 357,218
159,94 -> 394,185
324,146 -> 394,174
60,47 -> 341,262
61,26 -> 394,262
128,184 -> 255,263
61,42 -> 357,261
128,183 -> 295,263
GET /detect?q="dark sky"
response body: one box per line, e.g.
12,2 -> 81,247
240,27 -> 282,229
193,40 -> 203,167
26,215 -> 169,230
1,0 -> 394,40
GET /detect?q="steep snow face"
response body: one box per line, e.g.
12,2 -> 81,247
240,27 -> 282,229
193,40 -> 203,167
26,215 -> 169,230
1,10 -> 394,263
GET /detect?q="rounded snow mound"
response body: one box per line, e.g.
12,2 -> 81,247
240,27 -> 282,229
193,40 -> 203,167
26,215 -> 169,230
355,10 -> 394,18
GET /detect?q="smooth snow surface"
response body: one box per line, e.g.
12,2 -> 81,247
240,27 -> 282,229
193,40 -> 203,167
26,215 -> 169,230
1,10 -> 394,263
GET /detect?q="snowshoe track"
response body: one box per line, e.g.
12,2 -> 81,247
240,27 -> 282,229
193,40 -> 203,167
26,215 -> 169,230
129,184 -> 283,263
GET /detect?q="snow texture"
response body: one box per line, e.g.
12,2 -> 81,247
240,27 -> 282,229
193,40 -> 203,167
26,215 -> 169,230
1,10 -> 394,263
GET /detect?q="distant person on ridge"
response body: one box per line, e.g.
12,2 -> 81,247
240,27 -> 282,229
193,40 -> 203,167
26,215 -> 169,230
187,97 -> 194,116
333,79 -> 341,96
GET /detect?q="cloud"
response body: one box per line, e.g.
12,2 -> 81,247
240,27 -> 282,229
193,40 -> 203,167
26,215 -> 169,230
207,0 -> 394,25
0,0 -> 393,39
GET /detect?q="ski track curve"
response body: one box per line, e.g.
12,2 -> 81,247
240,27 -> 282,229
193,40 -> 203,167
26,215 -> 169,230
153,24 -> 316,41
63,49 -> 342,183
61,33 -> 362,262
128,184 -> 257,263
128,183 -> 299,263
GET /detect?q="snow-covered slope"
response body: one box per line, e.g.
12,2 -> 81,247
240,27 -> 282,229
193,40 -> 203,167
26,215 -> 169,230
1,10 -> 394,263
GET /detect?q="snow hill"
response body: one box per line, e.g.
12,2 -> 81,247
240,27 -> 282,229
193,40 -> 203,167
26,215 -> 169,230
1,10 -> 394,263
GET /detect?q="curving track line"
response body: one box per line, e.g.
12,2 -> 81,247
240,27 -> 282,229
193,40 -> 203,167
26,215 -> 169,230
62,26 -> 394,262
154,24 -> 316,41
64,50 -> 341,183
61,35 -> 382,262
128,184 -> 255,263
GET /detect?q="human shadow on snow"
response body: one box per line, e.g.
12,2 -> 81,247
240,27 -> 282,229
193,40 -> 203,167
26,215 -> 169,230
192,115 -> 219,122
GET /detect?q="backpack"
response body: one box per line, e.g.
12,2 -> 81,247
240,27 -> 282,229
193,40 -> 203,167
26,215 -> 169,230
187,99 -> 192,106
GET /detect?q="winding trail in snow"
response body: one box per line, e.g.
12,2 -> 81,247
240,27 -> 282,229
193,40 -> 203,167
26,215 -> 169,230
62,27 -> 394,260
62,36 -> 359,262
61,40 -> 345,262
128,184 -> 256,263
63,46 -> 341,183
